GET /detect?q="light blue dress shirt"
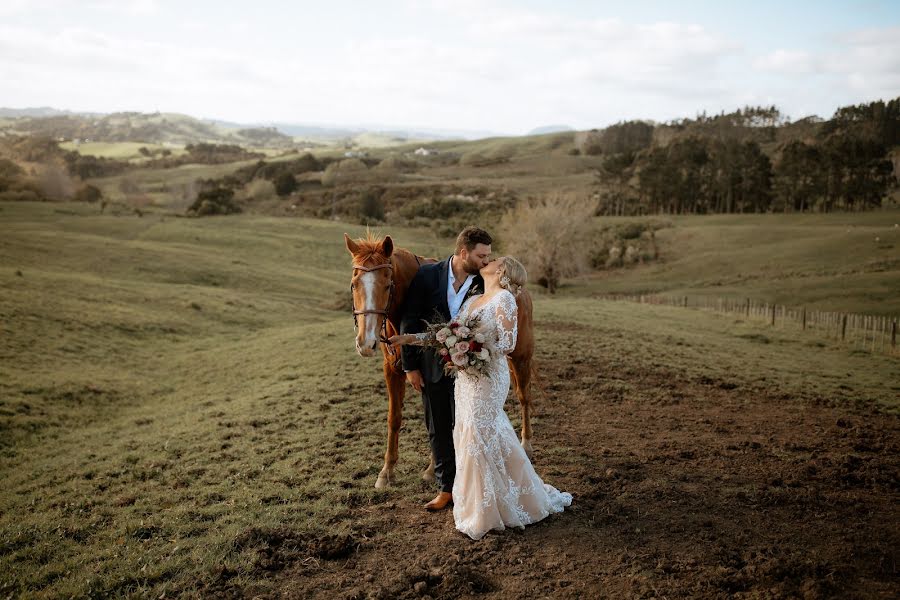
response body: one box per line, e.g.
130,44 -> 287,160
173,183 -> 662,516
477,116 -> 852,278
447,255 -> 475,319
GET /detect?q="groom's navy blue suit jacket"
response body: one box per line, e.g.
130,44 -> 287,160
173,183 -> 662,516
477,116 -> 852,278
400,256 -> 484,383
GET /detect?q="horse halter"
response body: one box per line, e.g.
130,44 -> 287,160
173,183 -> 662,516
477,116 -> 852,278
350,261 -> 395,345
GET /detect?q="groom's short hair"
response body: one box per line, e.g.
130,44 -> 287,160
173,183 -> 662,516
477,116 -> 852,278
455,226 -> 493,254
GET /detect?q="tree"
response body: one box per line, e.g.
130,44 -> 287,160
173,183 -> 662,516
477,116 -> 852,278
499,195 -> 595,294
774,141 -> 825,211
821,133 -> 893,210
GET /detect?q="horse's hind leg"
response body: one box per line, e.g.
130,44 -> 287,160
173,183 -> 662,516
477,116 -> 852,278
510,358 -> 534,458
376,364 -> 405,489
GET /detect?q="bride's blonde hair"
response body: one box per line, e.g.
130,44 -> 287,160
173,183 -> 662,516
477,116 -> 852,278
498,256 -> 527,296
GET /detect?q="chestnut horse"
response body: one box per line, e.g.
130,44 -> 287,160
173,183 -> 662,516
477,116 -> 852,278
344,232 -> 536,489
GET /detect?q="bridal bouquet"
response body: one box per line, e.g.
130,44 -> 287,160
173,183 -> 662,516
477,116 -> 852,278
425,315 -> 492,377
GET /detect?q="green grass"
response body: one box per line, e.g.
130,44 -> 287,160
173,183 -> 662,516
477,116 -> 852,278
536,297 -> 899,413
0,201 -> 897,596
58,142 -> 187,162
574,211 -> 900,317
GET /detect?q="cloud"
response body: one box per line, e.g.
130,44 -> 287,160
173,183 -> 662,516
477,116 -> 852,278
0,0 -> 159,17
754,26 -> 900,103
830,26 -> 900,94
753,49 -> 820,74
0,2 -> 896,132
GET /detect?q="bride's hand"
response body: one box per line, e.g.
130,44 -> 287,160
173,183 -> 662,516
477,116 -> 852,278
387,334 -> 408,348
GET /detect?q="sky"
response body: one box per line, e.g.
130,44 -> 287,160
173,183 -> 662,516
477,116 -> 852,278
1,0 -> 899,135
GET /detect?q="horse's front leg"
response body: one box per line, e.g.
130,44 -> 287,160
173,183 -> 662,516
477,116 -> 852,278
376,361 -> 406,489
510,358 -> 534,458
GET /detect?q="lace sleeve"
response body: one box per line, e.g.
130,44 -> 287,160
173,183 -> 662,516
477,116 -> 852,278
494,291 -> 518,355
408,331 -> 435,346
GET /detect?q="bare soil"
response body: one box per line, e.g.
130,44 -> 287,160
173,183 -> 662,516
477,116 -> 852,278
211,336 -> 899,599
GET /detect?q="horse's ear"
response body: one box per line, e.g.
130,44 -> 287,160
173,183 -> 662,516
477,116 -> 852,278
344,233 -> 359,255
381,235 -> 394,258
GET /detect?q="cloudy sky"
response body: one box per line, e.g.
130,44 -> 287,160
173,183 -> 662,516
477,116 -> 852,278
1,0 -> 898,135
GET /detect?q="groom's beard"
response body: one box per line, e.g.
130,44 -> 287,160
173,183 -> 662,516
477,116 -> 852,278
462,256 -> 483,275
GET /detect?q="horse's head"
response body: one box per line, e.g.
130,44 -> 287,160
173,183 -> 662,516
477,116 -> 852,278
344,233 -> 395,357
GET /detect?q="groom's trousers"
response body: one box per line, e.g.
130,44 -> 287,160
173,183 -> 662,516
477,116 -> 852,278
422,375 -> 456,493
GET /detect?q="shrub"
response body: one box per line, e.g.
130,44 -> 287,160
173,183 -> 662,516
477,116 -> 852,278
398,196 -> 469,220
498,194 -> 596,294
187,187 -> 241,216
36,163 -> 76,200
360,190 -> 385,223
322,158 -> 368,187
617,222 -> 647,240
376,156 -> 416,172
74,184 -> 102,203
242,178 -> 276,203
0,159 -> 27,194
274,173 -> 297,196
605,245 -> 623,269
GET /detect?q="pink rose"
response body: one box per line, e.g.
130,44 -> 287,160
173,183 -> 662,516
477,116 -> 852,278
451,352 -> 467,366
439,348 -> 449,356
435,327 -> 451,343
455,341 -> 470,353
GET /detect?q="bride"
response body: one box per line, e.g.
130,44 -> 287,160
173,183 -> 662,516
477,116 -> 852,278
391,256 -> 572,540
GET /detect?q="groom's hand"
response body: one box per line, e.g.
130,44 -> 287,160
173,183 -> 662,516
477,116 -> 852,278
405,370 -> 423,393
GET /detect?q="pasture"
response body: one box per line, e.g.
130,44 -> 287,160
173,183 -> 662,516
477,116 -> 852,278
0,202 -> 897,597
580,211 -> 900,317
58,142 -> 187,162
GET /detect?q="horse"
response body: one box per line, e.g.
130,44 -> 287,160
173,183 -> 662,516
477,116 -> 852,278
344,232 -> 537,489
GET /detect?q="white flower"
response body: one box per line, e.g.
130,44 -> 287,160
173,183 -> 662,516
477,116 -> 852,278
445,335 -> 458,347
435,327 -> 451,343
455,341 -> 470,353
455,326 -> 471,338
473,332 -> 485,344
451,352 -> 467,366
478,348 -> 489,360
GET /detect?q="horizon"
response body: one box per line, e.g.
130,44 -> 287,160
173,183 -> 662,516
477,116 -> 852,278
1,1 -> 899,135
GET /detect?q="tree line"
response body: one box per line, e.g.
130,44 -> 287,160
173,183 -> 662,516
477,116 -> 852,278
592,98 -> 898,215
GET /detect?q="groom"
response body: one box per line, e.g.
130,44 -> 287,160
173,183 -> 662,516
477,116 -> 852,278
400,226 -> 493,510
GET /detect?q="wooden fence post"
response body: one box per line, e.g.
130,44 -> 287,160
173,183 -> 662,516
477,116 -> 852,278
802,308 -> 807,330
770,304 -> 776,326
841,314 -> 847,341
892,320 -> 897,354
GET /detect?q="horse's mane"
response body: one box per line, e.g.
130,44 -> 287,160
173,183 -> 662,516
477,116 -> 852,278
350,232 -> 392,266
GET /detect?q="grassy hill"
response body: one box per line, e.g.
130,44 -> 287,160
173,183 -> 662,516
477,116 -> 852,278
0,112 -> 294,148
0,201 -> 897,596
574,211 -> 900,317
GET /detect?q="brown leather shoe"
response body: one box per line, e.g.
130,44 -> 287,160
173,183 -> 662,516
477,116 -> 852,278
424,491 -> 453,511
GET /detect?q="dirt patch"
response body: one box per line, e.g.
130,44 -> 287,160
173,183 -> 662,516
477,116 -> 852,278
246,339 -> 898,598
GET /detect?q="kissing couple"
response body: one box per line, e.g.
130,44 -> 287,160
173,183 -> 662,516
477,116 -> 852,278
390,226 -> 572,540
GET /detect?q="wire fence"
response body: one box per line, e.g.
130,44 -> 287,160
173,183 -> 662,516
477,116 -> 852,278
598,294 -> 899,357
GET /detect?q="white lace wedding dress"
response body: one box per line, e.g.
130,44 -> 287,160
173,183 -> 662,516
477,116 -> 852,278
452,290 -> 572,540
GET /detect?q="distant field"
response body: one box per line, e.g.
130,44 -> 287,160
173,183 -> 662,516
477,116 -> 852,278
574,210 -> 900,317
90,160 -> 268,208
0,202 -> 897,597
58,141 -> 187,161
